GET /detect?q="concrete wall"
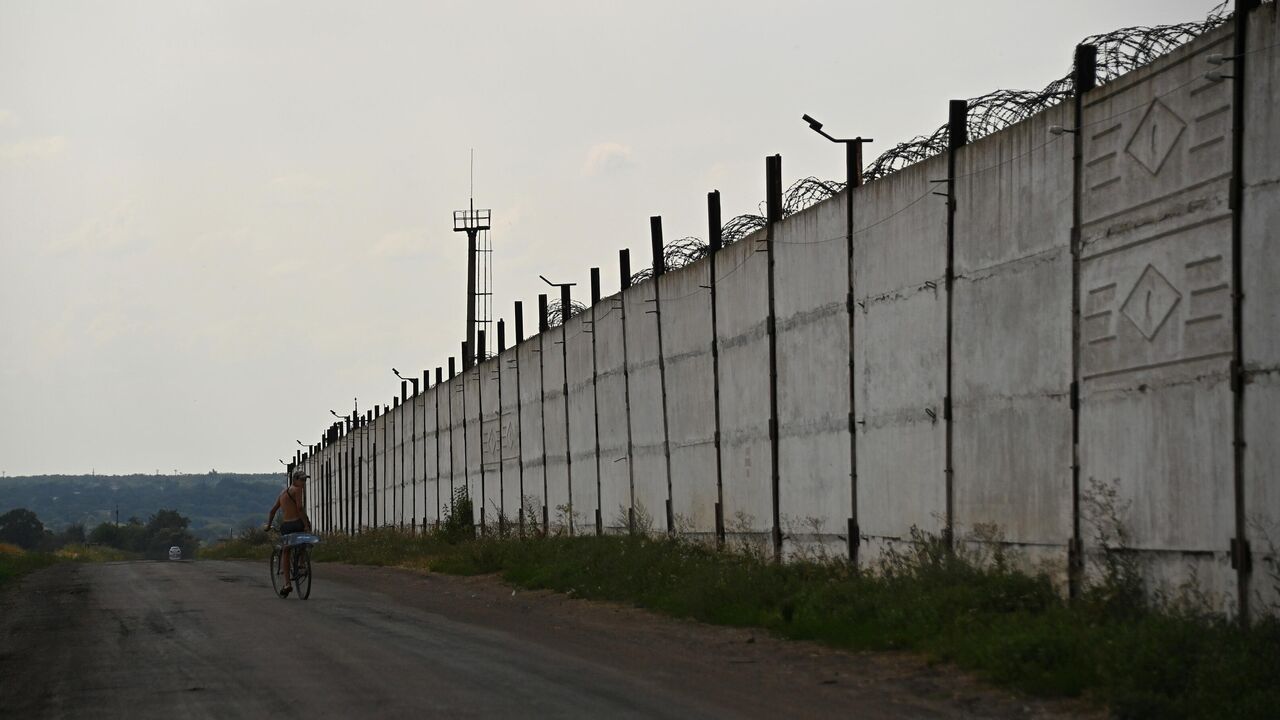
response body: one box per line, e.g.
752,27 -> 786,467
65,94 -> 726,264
517,334 -> 547,530
623,279 -> 670,532
853,153 -> 949,561
497,343 -> 522,528
477,355 -> 503,529
424,385 -> 442,526
540,324 -> 571,530
953,102 -> 1074,580
565,310 -> 600,534
775,194 -> 852,555
298,11 -> 1278,614
1079,24 -> 1238,609
593,293 -> 632,532
714,231 -> 773,540
658,262 -> 718,537
1243,2 -> 1280,614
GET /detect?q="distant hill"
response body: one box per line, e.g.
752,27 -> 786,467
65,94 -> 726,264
0,472 -> 285,542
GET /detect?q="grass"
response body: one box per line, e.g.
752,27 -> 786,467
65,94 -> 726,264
0,542 -> 140,588
201,524 -> 1280,720
0,543 -> 62,586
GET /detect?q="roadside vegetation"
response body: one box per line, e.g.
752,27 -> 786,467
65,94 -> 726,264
202,488 -> 1280,720
0,506 -> 198,585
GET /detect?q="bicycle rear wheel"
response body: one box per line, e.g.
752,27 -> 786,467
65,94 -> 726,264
269,548 -> 283,597
293,546 -> 312,600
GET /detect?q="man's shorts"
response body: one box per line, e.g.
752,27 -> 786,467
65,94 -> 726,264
280,519 -> 305,534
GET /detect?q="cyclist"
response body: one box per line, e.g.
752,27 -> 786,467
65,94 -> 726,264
265,468 -> 312,597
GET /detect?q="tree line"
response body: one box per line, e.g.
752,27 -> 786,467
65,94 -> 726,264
0,507 -> 199,560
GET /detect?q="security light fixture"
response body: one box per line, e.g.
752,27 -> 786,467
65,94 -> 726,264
1048,125 -> 1078,136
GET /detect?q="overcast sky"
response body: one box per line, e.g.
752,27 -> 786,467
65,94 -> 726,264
0,0 -> 1216,476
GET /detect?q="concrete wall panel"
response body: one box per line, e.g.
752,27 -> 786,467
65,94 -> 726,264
1239,3 -> 1280,613
622,279 -> 670,532
478,356 -> 503,530
565,310 -> 600,534
517,337 -> 547,530
1079,25 -> 1237,603
593,293 -> 632,531
497,347 -> 522,529
447,373 -> 466,518
953,103 -> 1073,568
853,154 -> 949,555
423,385 -> 442,526
714,232 -> 772,536
463,366 -> 483,524
775,193 -> 851,552
540,325 -> 571,530
658,262 -> 717,535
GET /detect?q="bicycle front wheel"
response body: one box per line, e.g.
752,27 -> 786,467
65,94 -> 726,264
294,546 -> 312,600
269,548 -> 283,597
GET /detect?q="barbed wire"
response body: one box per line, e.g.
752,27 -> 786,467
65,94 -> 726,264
623,2 -> 1234,291
546,299 -> 589,327
627,236 -> 712,284
863,1 -> 1230,182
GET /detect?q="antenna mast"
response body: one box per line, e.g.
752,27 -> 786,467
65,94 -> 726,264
453,150 -> 492,368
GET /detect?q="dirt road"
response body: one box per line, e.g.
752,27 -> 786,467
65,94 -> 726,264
0,561 -> 1094,718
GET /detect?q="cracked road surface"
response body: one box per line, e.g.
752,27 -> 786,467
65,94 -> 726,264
0,561 -> 1095,719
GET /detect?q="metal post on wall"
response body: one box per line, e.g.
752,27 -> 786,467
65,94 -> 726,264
434,367 -> 444,528
1229,0 -> 1257,622
496,321 -> 507,534
844,138 -> 868,566
943,99 -> 968,551
423,369 -> 430,529
477,329 -> 487,535
348,418 -> 355,534
707,191 -> 726,546
1069,43 -> 1097,599
460,346 -> 471,507
360,414 -> 368,532
559,284 -> 575,535
401,382 -> 409,529
343,421 -> 349,533
537,294 -> 550,533
398,381 -> 407,528
764,154 -> 783,561
514,303 -> 527,536
650,216 -> 675,534
411,378 -> 419,534
590,267 -> 604,536
337,425 -> 342,535
446,358 -> 456,504
337,427 -> 345,534
619,250 -> 637,534
373,406 -> 380,527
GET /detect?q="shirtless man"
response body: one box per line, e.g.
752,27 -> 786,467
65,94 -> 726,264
265,468 -> 312,597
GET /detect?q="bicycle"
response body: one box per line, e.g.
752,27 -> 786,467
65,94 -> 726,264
269,528 -> 321,600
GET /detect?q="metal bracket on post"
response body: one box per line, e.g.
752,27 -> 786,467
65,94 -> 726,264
847,518 -> 860,563
1230,537 -> 1252,572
